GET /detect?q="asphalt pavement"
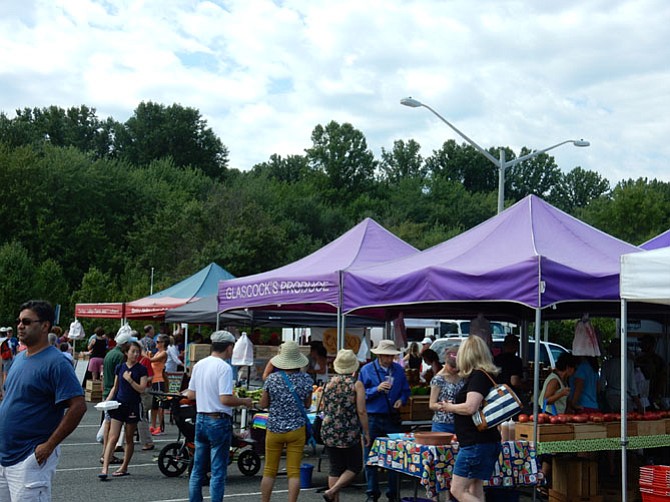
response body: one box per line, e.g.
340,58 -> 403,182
55,402 -> 541,501
52,402 -> 376,502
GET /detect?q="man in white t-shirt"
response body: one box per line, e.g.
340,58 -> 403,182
185,331 -> 252,502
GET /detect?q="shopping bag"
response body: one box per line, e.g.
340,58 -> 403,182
232,332 -> 254,366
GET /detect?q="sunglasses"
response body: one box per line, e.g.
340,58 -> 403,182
16,318 -> 43,326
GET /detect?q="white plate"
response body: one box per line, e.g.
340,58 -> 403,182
94,401 -> 121,411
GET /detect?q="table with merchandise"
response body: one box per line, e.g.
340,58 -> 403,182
366,435 -> 543,498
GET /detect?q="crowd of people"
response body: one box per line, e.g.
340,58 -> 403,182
2,300 -> 669,502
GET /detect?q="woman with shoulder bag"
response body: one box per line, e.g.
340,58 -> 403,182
320,349 -> 370,502
258,341 -> 313,502
439,335 -> 502,502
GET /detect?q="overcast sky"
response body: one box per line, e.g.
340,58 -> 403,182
1,0 -> 668,185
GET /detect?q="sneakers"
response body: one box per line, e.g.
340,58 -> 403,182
150,427 -> 164,436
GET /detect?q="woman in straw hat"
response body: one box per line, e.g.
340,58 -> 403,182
319,349 -> 370,502
359,339 -> 411,502
258,341 -> 313,502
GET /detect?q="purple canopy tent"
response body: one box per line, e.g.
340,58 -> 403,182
342,195 -> 640,316
641,228 -> 670,250
341,195 -> 642,456
217,218 -> 419,348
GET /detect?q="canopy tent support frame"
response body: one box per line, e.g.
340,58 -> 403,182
620,299 -> 629,502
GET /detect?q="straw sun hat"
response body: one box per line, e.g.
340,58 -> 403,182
370,339 -> 401,356
333,349 -> 360,374
270,340 -> 309,370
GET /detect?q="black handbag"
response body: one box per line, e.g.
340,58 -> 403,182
313,388 -> 325,444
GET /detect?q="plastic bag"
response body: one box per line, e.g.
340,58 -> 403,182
69,319 -> 86,340
572,318 -> 600,356
232,332 -> 254,366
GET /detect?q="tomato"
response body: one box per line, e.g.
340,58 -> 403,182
549,416 -> 560,424
572,414 -> 588,423
591,415 -> 604,423
537,415 -> 548,424
538,413 -> 550,422
556,414 -> 568,424
517,414 -> 529,423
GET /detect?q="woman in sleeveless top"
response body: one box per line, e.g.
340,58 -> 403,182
320,349 -> 370,502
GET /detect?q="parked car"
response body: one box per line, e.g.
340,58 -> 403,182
439,319 -> 514,337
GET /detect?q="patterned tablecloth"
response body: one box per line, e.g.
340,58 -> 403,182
366,438 -> 542,498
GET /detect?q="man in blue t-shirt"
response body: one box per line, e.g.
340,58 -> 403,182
0,300 -> 86,501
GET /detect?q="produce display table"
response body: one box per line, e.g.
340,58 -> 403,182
366,437 -> 542,498
535,435 -> 670,454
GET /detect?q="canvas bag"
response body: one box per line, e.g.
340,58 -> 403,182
472,371 -> 522,431
232,332 -> 254,366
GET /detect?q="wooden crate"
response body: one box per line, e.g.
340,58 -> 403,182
398,395 -> 432,421
86,380 -> 102,391
552,458 -> 599,498
189,344 -> 211,362
606,421 -> 630,438
254,346 -> 279,359
549,489 -> 603,502
572,423 -> 607,440
85,389 -> 102,402
666,418 -> 670,434
635,420 -> 665,436
515,423 -> 573,442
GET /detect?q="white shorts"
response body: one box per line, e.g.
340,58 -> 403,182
0,447 -> 59,501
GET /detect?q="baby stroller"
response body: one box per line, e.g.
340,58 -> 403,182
152,392 -> 261,477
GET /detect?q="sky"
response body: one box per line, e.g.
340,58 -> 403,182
1,0 -> 668,185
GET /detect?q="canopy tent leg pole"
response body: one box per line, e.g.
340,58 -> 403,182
184,325 -> 190,369
532,308 -> 541,502
621,299 -> 628,502
337,270 -> 344,351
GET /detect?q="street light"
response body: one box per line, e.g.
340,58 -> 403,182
400,97 -> 590,213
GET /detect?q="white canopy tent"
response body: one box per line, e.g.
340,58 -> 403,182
620,247 -> 670,502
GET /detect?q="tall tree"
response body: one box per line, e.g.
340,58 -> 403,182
379,139 -> 426,184
550,167 -> 610,212
505,148 -> 563,203
305,121 -> 377,201
250,154 -> 312,183
424,140 -> 499,193
119,101 -> 229,179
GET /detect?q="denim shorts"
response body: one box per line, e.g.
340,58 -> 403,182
452,442 -> 501,480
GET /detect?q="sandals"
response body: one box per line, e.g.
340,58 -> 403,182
141,444 -> 155,451
112,471 -> 130,477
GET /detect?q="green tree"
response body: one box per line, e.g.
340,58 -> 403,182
379,139 -> 426,184
505,148 -> 563,203
550,167 -> 610,212
579,178 -> 670,244
305,121 -> 377,201
119,101 -> 229,179
0,242 -> 35,324
250,154 -> 312,184
425,140 -> 499,193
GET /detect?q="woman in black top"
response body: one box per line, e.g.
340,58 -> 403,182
439,335 -> 501,502
87,327 -> 108,381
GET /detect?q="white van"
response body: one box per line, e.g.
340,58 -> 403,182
439,319 -> 514,337
429,337 -> 569,369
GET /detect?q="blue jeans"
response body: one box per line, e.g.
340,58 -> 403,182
189,414 -> 232,502
431,421 -> 455,433
365,414 -> 402,500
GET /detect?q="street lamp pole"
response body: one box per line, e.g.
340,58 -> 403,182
400,97 -> 590,213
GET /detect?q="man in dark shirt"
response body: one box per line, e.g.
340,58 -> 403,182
494,334 -> 524,394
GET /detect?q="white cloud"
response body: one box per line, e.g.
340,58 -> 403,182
0,0 -> 668,183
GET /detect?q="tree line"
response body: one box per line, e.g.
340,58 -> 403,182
1,102 -> 669,334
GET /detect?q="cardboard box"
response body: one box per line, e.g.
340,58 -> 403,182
515,423 -> 573,442
189,344 -> 211,362
552,458 -> 598,498
85,389 -> 103,402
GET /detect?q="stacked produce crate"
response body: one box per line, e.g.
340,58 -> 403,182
85,380 -> 103,402
550,458 -> 600,502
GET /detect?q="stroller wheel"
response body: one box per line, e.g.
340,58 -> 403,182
158,442 -> 190,477
237,449 -> 261,477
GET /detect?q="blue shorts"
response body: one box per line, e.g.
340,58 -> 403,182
453,442 -> 501,480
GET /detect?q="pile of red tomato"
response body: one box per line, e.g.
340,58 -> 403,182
516,410 -> 670,425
